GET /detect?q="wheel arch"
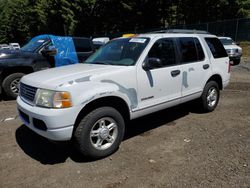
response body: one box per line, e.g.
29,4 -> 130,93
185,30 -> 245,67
2,66 -> 34,79
74,96 -> 131,131
206,74 -> 223,90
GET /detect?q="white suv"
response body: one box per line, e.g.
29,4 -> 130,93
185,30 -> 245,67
219,37 -> 242,65
17,30 -> 230,158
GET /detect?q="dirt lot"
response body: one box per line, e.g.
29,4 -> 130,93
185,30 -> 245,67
0,61 -> 250,188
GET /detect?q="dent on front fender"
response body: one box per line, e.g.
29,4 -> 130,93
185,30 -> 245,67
56,75 -> 138,111
101,80 -> 138,109
74,82 -> 137,111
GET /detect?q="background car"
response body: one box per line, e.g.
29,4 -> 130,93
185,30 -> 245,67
92,37 -> 110,49
9,43 -> 20,50
0,35 -> 95,99
0,44 -> 10,50
219,37 -> 242,65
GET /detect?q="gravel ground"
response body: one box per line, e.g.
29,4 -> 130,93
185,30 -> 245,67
0,61 -> 249,188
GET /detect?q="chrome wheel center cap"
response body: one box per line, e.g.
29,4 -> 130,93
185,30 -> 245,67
99,128 -> 109,139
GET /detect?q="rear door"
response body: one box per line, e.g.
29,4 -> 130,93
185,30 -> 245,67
176,37 -> 212,102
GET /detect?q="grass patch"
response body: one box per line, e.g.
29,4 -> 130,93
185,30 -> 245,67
239,41 -> 250,59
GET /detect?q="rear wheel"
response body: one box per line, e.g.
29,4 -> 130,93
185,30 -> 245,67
74,107 -> 125,159
2,73 -> 25,99
200,81 -> 220,112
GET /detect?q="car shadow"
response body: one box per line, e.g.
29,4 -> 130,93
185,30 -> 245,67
15,103 -> 193,164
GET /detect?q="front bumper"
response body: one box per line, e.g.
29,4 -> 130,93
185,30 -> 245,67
17,96 -> 82,141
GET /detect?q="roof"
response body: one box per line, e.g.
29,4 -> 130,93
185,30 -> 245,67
135,29 -> 216,39
137,33 -> 216,40
149,29 -> 210,34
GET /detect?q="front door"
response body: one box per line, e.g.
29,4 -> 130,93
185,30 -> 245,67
136,38 -> 182,111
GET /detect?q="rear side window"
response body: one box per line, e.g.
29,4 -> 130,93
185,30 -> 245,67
178,37 -> 204,63
205,38 -> 228,58
73,38 -> 93,52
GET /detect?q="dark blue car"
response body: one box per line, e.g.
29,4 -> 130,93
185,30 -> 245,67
0,35 -> 95,99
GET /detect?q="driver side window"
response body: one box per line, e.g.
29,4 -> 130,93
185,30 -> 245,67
39,41 -> 53,54
148,38 -> 176,67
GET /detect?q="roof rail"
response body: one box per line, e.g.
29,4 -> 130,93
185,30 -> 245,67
149,29 -> 210,34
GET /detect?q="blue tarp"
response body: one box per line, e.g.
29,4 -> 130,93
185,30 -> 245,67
35,34 -> 79,67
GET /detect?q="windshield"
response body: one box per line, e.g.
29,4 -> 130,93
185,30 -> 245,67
219,38 -> 235,45
21,37 -> 50,52
85,37 -> 150,66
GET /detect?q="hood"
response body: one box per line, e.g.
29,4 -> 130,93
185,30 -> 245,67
21,63 -> 128,90
0,49 -> 34,60
223,44 -> 242,51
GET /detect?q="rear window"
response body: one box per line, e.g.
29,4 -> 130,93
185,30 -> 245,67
73,38 -> 93,52
177,37 -> 204,63
205,38 -> 228,58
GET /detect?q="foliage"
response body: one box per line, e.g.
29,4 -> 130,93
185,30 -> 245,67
0,0 -> 249,44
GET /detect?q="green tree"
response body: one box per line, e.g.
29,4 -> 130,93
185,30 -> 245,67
237,0 -> 250,17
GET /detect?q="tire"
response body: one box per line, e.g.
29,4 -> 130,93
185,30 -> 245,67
2,73 -> 25,99
200,81 -> 220,112
232,59 -> 240,65
74,107 -> 125,159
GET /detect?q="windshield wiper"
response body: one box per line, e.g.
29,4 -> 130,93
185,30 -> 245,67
86,61 -> 113,65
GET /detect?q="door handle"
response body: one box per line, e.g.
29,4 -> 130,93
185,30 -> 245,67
203,64 -> 210,70
171,70 -> 181,77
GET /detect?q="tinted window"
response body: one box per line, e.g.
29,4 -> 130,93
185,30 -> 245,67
178,37 -> 197,63
73,38 -> 93,52
148,38 -> 176,67
194,38 -> 205,61
205,38 -> 228,58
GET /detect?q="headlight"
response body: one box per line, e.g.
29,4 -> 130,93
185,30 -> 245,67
36,89 -> 72,108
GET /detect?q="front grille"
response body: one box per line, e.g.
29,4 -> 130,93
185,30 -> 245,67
20,83 -> 38,103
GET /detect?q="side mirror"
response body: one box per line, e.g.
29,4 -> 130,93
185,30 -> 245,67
142,58 -> 162,71
41,46 -> 57,56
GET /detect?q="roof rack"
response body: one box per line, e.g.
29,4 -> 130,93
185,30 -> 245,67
149,29 -> 210,34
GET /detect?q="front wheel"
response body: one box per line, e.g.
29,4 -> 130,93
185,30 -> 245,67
200,81 -> 220,112
74,107 -> 125,159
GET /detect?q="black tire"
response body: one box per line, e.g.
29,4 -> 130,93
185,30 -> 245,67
2,73 -> 25,99
200,81 -> 220,112
232,59 -> 240,65
74,107 -> 125,159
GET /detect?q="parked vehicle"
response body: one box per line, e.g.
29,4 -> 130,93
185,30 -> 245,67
218,37 -> 242,65
92,37 -> 110,49
0,44 -> 10,50
9,43 -> 20,50
0,35 -> 95,99
17,30 -> 230,159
